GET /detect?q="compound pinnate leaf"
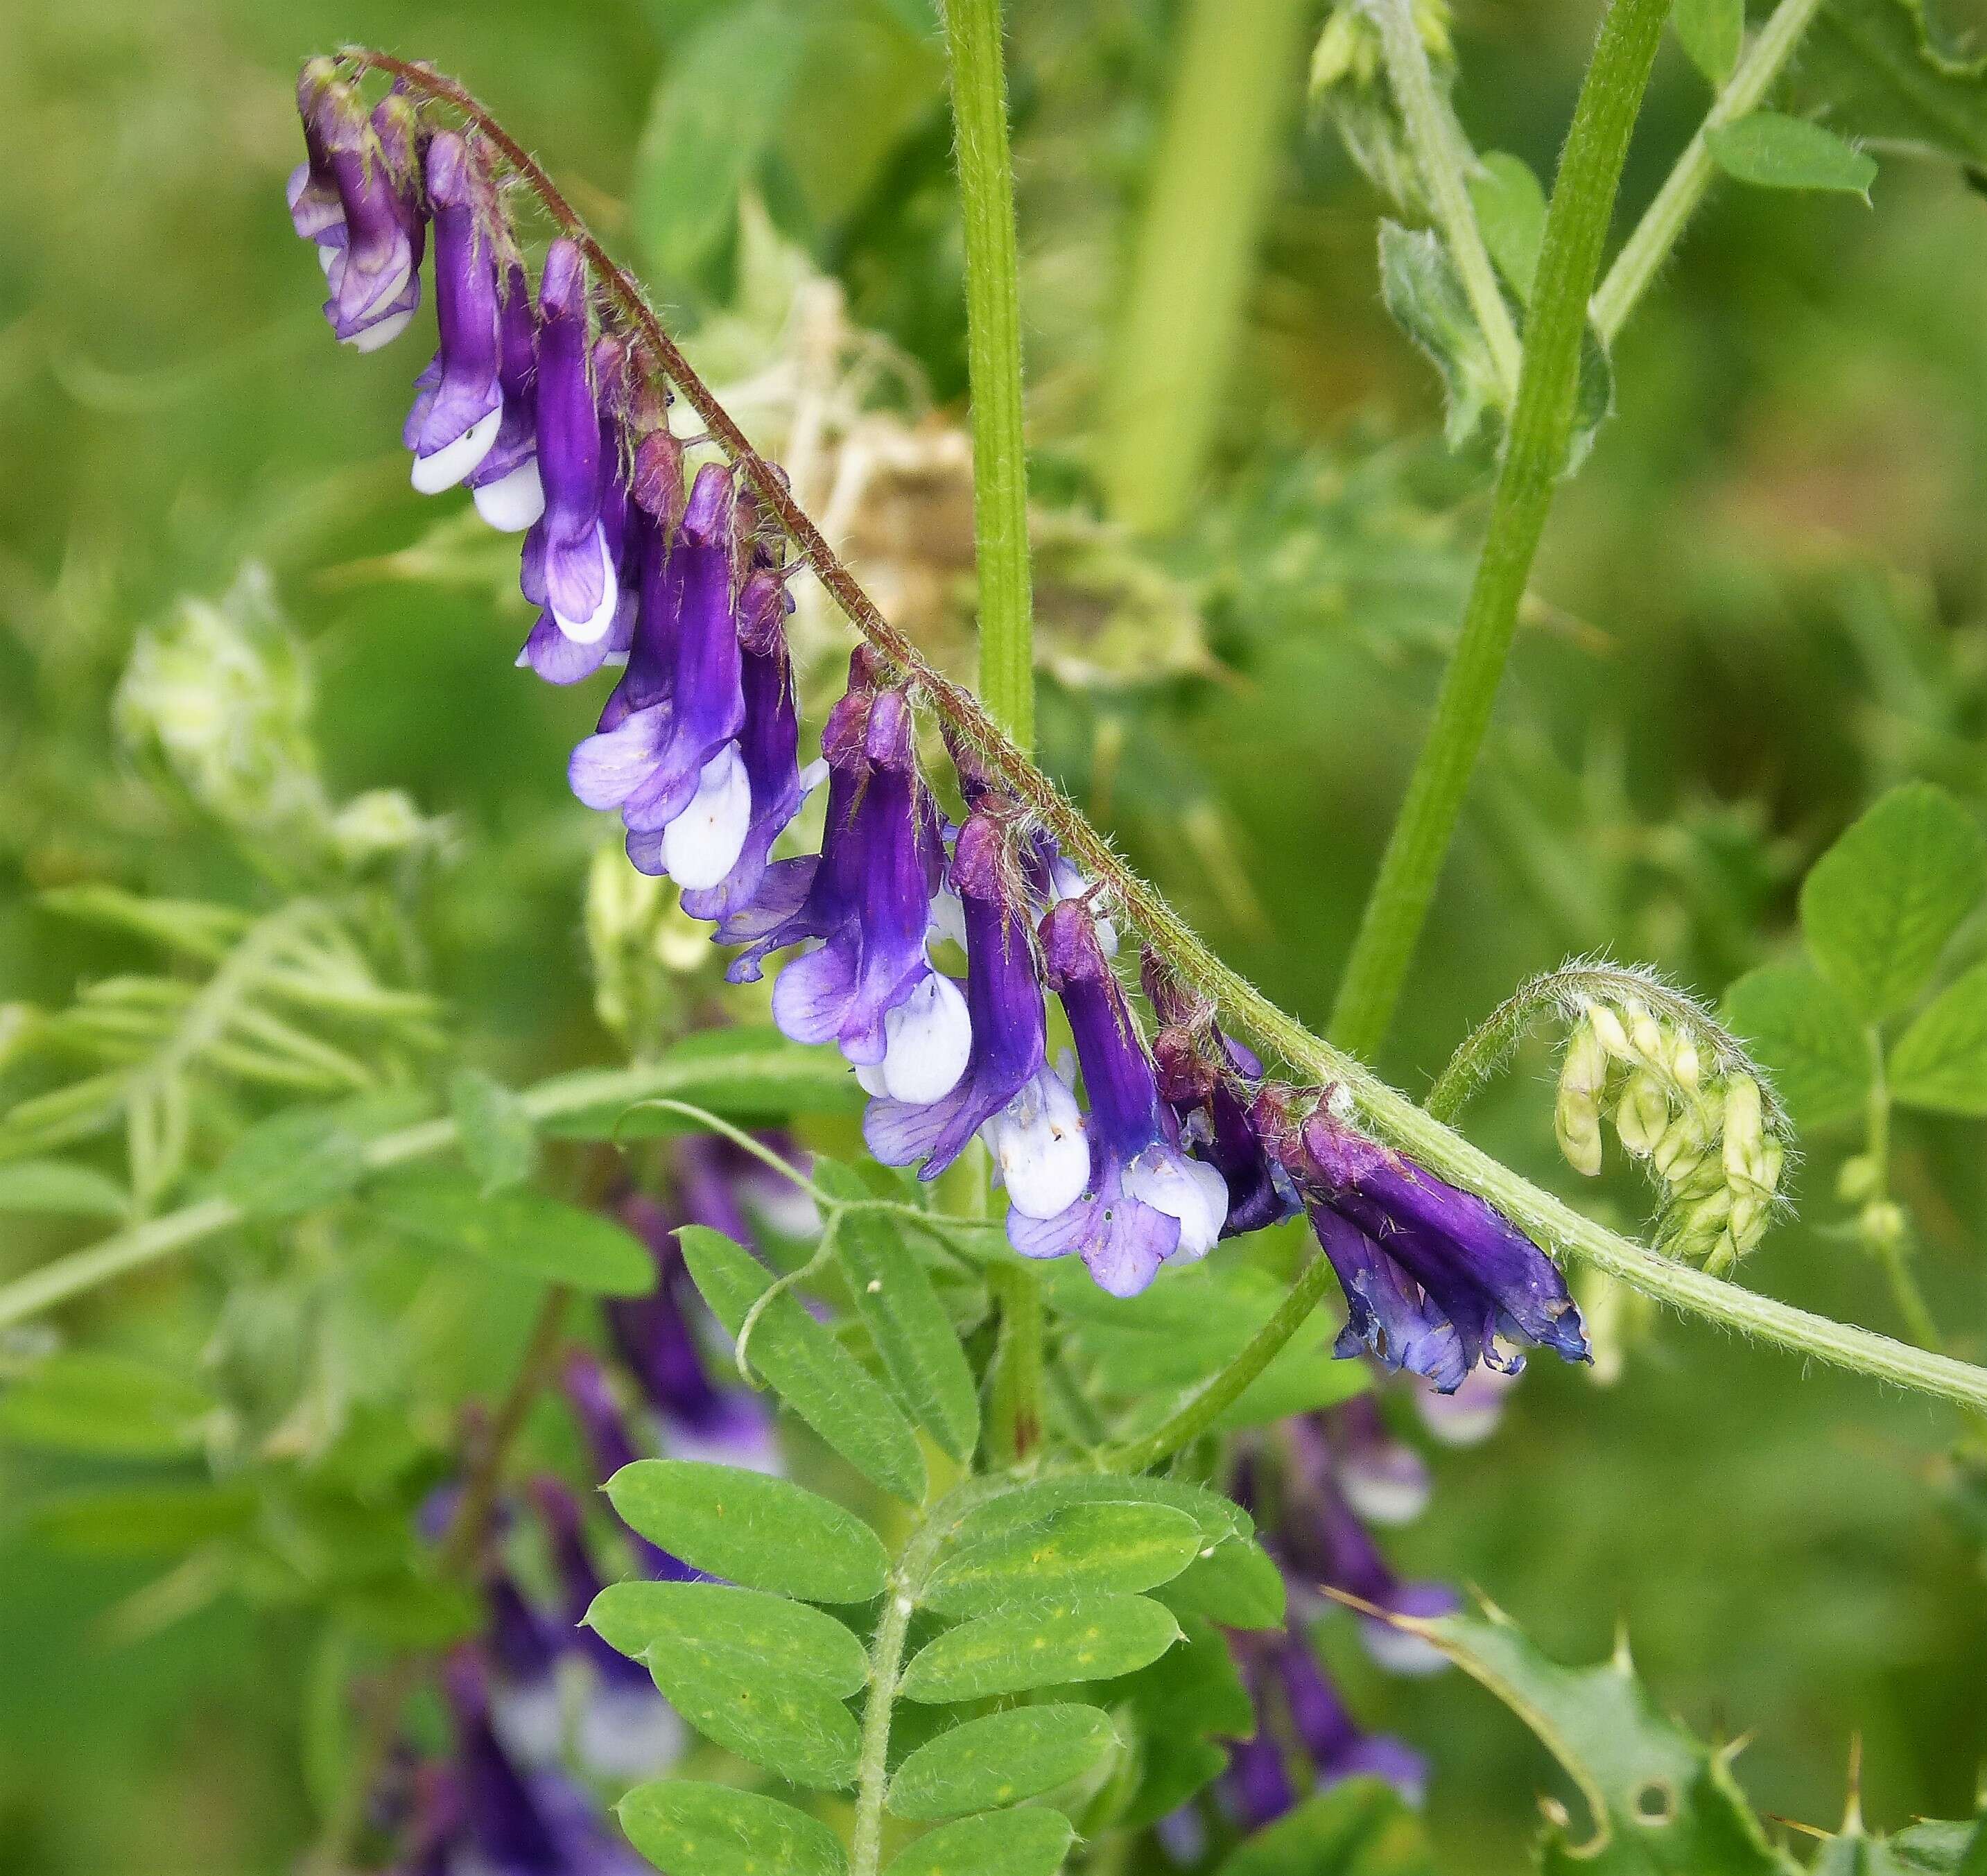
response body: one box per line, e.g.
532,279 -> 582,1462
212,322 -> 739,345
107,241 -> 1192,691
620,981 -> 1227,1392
884,1807 -> 1075,1876
1799,784 -> 1986,1022
1707,112 -> 1877,195
374,1172 -> 654,1296
449,1068 -> 536,1193
1151,1534 -> 1287,1631
1723,962 -> 1870,1131
1215,1779 -> 1437,1876
604,1459 -> 889,1603
1359,1598 -> 1786,1874
920,1502 -> 1202,1617
887,1703 -> 1118,1820
678,1227 -> 927,1504
0,1352 -> 214,1457
817,1162 -> 978,1461
619,1780 -> 847,1876
584,1581 -> 869,1697
898,1595 -> 1181,1703
1888,960 -> 1987,1115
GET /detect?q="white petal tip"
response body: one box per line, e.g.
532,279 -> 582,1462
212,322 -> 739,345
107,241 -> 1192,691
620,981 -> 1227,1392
473,458 -> 546,532
410,403 -> 503,494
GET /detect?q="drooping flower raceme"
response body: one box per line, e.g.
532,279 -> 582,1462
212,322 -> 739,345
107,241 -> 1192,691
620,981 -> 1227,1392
863,809 -> 1087,1219
1258,1088 -> 1590,1393
1009,899 -> 1229,1296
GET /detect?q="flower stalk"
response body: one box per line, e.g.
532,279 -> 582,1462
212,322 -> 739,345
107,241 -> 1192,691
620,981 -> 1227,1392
1327,0 -> 1674,1061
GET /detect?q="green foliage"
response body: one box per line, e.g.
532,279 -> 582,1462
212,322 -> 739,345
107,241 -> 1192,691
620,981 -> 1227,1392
817,1161 -> 980,1462
896,1593 -> 1183,1703
1215,1779 -> 1438,1876
919,1501 -> 1204,1617
1797,0 -> 1987,168
1887,959 -> 1987,1113
886,1703 -> 1118,1820
0,1158 -> 129,1218
604,1459 -> 890,1602
1674,0 -> 1745,86
883,1807 -> 1075,1876
1112,1615 -> 1255,1829
209,1099 -> 382,1219
1722,963 -> 1871,1131
586,1581 -> 871,1694
620,1781 -> 849,1876
372,1171 -> 655,1296
447,1068 -> 537,1194
679,1224 -> 928,1502
1152,1525 -> 1288,1631
1815,1811 -> 1987,1874
1707,113 -> 1879,196
1378,221 -> 1506,449
1379,1598 -> 1789,1873
1469,153 -> 1549,302
0,1350 -> 214,1457
541,1027 -> 867,1135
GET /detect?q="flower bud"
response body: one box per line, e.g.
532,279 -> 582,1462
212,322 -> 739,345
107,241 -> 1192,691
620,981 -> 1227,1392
1837,1154 -> 1880,1204
1614,1068 -> 1669,1158
1650,1095 -> 1714,1183
1720,1075 -> 1766,1186
1666,1032 -> 1701,1092
1554,1018 -> 1609,1176
1624,1000 -> 1665,1068
1587,1002 -> 1631,1060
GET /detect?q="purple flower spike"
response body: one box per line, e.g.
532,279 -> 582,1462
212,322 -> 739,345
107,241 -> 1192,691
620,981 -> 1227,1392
523,240 -> 617,644
1008,901 -> 1228,1297
569,466 -> 751,889
300,78 -> 425,353
758,681 -> 971,1098
865,811 -> 1087,1217
471,263 -> 546,532
405,132 -> 504,494
1258,1089 -> 1590,1395
673,568 -> 808,917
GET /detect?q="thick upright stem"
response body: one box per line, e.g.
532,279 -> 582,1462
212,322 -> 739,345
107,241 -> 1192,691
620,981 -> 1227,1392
943,0 -> 1035,750
1328,0 -> 1673,1062
1097,0 -> 1315,533
1366,0 -> 1522,403
1592,0 -> 1827,342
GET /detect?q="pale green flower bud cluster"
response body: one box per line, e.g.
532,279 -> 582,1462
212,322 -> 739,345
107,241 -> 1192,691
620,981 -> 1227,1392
114,566 -> 329,846
1310,0 -> 1453,94
1555,997 -> 1786,1274
584,842 -> 729,1044
1308,0 -> 1455,216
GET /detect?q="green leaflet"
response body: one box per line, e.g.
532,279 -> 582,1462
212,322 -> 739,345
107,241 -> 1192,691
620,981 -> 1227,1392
883,1807 -> 1075,1876
0,1158 -> 130,1219
920,1502 -> 1203,1617
1814,1812 -> 1987,1874
679,1226 -> 927,1504
0,1350 -> 214,1457
23,1482 -> 259,1557
1150,1531 -> 1287,1631
538,1025 -> 863,1138
898,1594 -> 1181,1703
604,1459 -> 890,1603
1113,1615 -> 1254,1830
817,1162 -> 980,1461
1798,784 -> 1986,1023
619,1780 -> 847,1876
584,1581 -> 870,1697
1796,0 -> 1987,170
1722,962 -> 1871,1132
886,1703 -> 1118,1820
211,1102 -> 374,1218
939,1470 -> 1251,1556
1674,0 -> 1744,84
1215,1778 -> 1438,1875
1376,1599 -> 1788,1873
1889,959 -> 1987,1114
448,1068 -> 536,1193
641,1629 -> 861,1789
1469,153 -> 1548,302
372,1171 -> 654,1296
1706,113 -> 1878,196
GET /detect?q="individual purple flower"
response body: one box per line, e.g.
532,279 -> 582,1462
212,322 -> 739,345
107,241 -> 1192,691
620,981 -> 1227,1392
1414,1364 -> 1518,1448
1318,1396 -> 1430,1529
569,465 -> 754,889
403,131 -> 504,494
521,239 -> 618,643
482,1565 -> 566,1769
530,1477 -> 687,1781
470,262 -> 546,532
1257,1088 -> 1590,1395
1008,899 -> 1228,1296
439,1651 -> 650,1876
1265,1417 -> 1456,1676
1222,1723 -> 1296,1831
864,810 -> 1088,1217
294,74 -> 426,353
730,670 -> 970,1100
605,1190 -> 779,1473
1268,1634 -> 1428,1802
672,563 -> 809,917
1145,957 -> 1299,1239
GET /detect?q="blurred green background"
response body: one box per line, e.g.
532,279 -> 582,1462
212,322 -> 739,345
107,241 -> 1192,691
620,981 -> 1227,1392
1,0 -> 1983,1870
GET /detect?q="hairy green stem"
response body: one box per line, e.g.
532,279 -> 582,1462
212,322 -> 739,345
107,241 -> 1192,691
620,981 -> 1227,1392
1328,0 -> 1673,1061
1592,0 -> 1828,342
154,49 -> 1987,1424
1365,0 -> 1522,403
1105,1250 -> 1343,1473
1097,0 -> 1315,532
850,1583 -> 912,1876
943,0 -> 1035,750
985,1260 -> 1046,1466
